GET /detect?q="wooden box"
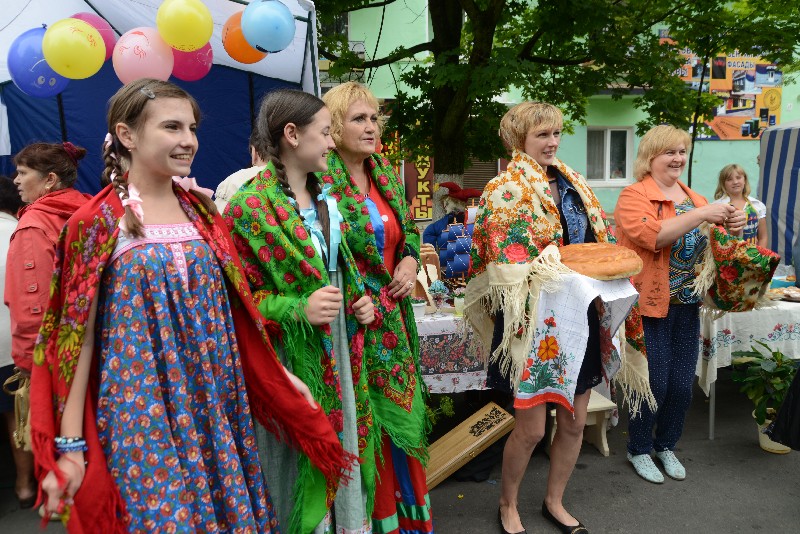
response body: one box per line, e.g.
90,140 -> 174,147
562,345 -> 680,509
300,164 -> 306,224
426,402 -> 515,489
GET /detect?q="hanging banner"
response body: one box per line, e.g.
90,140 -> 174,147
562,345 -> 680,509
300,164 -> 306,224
660,31 -> 782,141
404,155 -> 433,221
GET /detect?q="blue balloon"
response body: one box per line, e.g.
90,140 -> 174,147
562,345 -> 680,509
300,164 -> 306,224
7,26 -> 70,98
241,0 -> 296,53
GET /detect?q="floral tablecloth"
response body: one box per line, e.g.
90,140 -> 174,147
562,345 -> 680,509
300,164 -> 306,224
416,311 -> 488,393
696,300 -> 800,395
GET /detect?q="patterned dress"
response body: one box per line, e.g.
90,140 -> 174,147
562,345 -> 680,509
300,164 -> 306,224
95,223 -> 274,533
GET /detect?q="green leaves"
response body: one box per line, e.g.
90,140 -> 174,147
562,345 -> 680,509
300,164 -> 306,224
731,342 -> 799,425
314,0 -> 800,176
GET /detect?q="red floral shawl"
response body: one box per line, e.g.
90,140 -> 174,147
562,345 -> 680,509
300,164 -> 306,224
30,185 -> 350,533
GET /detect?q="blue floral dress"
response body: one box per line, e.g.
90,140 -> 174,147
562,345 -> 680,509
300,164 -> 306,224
94,223 -> 276,533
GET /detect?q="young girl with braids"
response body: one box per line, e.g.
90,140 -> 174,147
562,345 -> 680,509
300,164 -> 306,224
225,89 -> 377,533
30,79 -> 350,533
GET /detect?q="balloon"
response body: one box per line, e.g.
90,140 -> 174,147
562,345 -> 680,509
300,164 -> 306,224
156,0 -> 213,52
222,12 -> 267,64
71,12 -> 117,61
241,0 -> 296,54
172,43 -> 213,81
113,27 -> 174,84
42,18 -> 106,79
7,26 -> 70,98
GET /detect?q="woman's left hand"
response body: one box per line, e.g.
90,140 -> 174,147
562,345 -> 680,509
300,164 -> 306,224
353,295 -> 375,324
724,209 -> 747,237
388,256 -> 418,299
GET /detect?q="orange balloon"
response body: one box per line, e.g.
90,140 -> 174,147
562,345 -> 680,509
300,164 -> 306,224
223,12 -> 267,64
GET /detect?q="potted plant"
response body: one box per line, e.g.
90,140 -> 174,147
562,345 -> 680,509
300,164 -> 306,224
731,341 -> 799,454
453,286 -> 466,316
411,296 -> 427,319
428,280 -> 450,317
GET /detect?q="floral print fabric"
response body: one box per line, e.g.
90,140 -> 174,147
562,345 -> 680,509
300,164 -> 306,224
96,225 -> 272,533
515,274 -> 638,410
669,199 -> 707,304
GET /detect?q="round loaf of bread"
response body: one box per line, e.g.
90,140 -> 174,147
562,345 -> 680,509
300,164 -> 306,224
559,242 -> 642,280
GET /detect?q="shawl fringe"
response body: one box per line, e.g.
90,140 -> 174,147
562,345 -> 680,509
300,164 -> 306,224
614,326 -> 658,418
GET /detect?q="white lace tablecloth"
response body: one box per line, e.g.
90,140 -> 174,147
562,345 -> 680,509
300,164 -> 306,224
696,300 -> 800,395
416,311 -> 487,393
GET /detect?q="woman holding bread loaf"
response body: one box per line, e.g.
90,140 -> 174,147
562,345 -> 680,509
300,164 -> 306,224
467,101 -> 650,534
614,125 -> 745,484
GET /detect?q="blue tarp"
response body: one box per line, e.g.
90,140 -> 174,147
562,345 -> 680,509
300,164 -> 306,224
1,62 -> 297,195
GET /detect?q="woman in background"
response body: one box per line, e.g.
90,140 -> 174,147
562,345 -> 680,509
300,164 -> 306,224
713,163 -> 767,248
0,175 -> 32,509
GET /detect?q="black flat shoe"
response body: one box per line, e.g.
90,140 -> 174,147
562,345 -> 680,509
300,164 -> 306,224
17,494 -> 36,509
541,501 -> 588,534
498,506 -> 527,534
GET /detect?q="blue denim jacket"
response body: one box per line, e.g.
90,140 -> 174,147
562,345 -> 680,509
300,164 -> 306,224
552,170 -> 595,245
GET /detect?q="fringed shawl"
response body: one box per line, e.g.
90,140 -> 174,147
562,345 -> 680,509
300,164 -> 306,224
225,163 -> 374,532
465,150 -> 655,415
30,184 -> 352,533
318,152 -> 430,463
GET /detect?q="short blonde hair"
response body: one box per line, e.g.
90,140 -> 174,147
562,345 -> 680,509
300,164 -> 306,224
322,82 -> 381,147
633,125 -> 692,181
499,102 -> 563,152
715,163 -> 750,199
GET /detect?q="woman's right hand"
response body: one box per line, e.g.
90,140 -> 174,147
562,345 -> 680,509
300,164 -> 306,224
700,203 -> 735,225
305,286 -> 343,325
42,452 -> 86,515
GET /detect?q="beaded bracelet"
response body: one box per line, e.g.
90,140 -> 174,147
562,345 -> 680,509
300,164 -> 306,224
55,436 -> 88,453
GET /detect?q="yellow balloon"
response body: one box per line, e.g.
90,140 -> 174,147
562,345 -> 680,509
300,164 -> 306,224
42,18 -> 106,80
157,0 -> 213,52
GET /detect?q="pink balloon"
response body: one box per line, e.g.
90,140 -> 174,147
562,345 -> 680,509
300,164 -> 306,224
113,27 -> 174,84
172,42 -> 213,81
71,12 -> 117,61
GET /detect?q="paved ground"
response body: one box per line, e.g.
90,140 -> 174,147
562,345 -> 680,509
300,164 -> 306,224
1,367 -> 798,533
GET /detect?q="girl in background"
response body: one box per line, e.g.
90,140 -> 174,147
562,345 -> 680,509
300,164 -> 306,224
31,79 -> 348,533
713,164 -> 767,248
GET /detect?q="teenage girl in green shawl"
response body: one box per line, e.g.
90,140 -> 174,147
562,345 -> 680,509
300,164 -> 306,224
224,89 -> 376,533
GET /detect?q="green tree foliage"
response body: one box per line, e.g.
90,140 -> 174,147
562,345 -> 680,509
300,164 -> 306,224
315,0 -> 799,180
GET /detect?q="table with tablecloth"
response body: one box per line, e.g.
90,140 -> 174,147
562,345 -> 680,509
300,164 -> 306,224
416,311 -> 487,393
696,299 -> 800,438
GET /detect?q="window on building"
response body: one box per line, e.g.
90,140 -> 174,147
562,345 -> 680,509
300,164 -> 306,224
463,158 -> 501,192
586,128 -> 633,183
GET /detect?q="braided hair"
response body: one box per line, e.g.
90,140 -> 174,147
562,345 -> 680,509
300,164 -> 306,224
103,79 -> 216,238
256,89 -> 331,248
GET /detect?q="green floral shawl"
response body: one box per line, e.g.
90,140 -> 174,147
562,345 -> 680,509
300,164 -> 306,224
225,163 -> 376,532
318,151 -> 429,461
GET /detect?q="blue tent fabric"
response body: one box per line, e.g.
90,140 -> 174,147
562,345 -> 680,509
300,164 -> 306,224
1,63 -> 297,195
759,122 -> 800,266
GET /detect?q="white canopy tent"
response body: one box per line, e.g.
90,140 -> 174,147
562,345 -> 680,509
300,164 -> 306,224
0,0 -> 321,190
0,0 -> 320,92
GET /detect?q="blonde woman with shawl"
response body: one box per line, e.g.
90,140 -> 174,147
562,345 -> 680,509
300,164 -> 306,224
466,102 -> 651,534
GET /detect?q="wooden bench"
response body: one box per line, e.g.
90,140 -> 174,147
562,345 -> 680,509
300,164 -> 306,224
426,402 -> 515,489
548,389 -> 617,456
